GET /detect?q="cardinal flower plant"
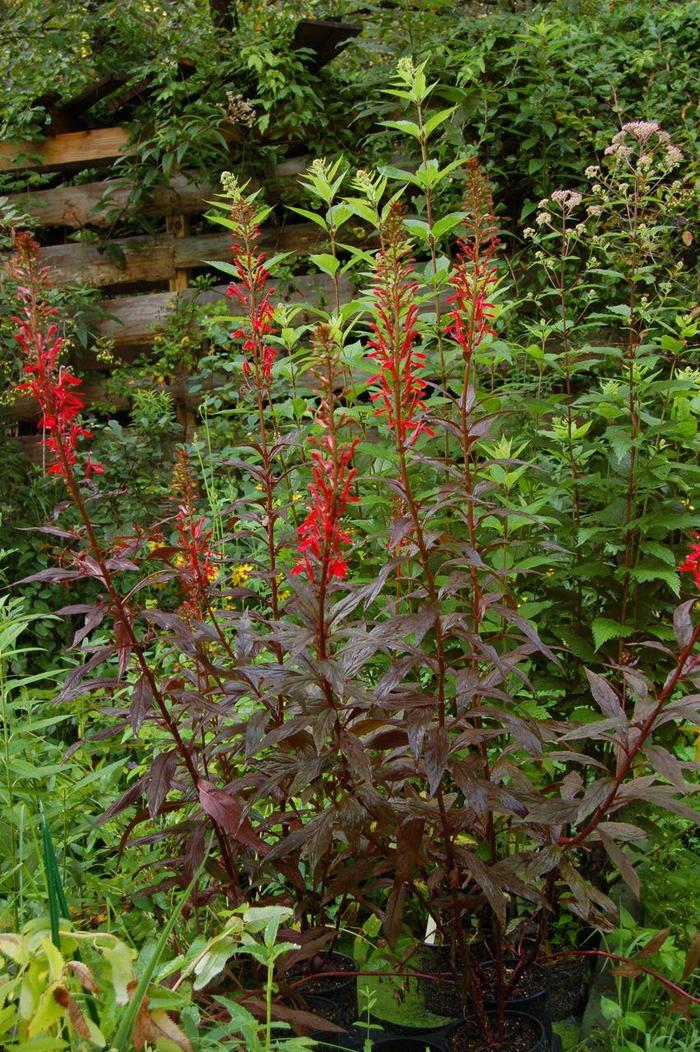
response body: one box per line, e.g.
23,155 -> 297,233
8,60 -> 700,1049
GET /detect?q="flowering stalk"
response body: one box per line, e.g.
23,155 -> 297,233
603,123 -> 682,634
222,173 -> 284,655
368,204 -> 433,448
446,159 -> 499,635
534,188 -> 585,531
445,164 -> 508,1029
11,233 -> 103,480
293,326 -> 358,668
224,179 -> 277,389
392,57 -> 449,392
10,233 -> 242,898
367,204 -> 490,1031
529,187 -> 587,631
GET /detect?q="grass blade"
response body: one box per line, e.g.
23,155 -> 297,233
111,857 -> 206,1052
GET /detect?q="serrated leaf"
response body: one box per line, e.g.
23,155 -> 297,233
591,618 -> 633,651
630,566 -> 680,595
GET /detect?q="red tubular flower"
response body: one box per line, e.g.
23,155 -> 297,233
293,327 -> 359,583
11,233 -> 102,480
173,506 -> 217,616
446,158 -> 500,361
368,203 -> 433,447
225,195 -> 277,383
680,535 -> 700,588
293,437 -> 359,583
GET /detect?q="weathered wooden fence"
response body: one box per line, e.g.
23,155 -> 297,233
1,129 -> 355,443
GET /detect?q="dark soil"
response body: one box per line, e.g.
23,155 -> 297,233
479,962 -> 547,1001
287,951 -> 358,1028
288,950 -> 357,994
544,956 -> 590,1019
448,1015 -> 543,1052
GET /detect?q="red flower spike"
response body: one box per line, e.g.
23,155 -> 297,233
680,535 -> 700,588
446,158 -> 500,361
293,327 -> 359,584
225,197 -> 277,383
10,233 -> 103,481
367,204 -> 433,447
173,505 -> 218,616
293,441 -> 359,583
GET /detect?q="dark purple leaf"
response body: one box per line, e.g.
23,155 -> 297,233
598,831 -> 640,900
644,744 -> 687,792
585,669 -> 625,719
424,725 -> 448,797
339,730 -> 372,785
131,675 -> 153,734
674,599 -> 696,649
147,751 -> 177,818
99,776 -> 146,823
198,780 -> 267,852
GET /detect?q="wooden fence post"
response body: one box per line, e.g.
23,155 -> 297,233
166,212 -> 197,440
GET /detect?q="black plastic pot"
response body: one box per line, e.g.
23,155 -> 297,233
314,1028 -> 448,1052
286,951 -> 358,1029
370,1012 -> 452,1039
481,960 -> 550,1044
444,1010 -> 547,1052
374,1036 -> 447,1051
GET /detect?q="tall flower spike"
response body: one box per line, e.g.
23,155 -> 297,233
368,203 -> 433,446
224,186 -> 277,383
11,232 -> 103,480
170,452 -> 217,617
446,159 -> 500,361
293,326 -> 359,583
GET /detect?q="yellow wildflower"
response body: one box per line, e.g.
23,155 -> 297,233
231,563 -> 254,586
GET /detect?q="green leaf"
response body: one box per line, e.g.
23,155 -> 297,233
202,258 -> 238,277
422,105 -> 457,138
309,253 -> 339,277
630,566 -> 681,595
640,542 -> 676,566
600,995 -> 623,1021
382,118 -> 422,139
343,198 -> 378,225
591,618 -> 633,651
193,937 -> 237,990
100,939 -> 136,1006
287,206 -> 329,231
432,211 -> 465,240
111,855 -> 207,1050
403,218 -> 431,241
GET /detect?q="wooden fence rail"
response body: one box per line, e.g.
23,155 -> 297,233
3,157 -> 311,228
